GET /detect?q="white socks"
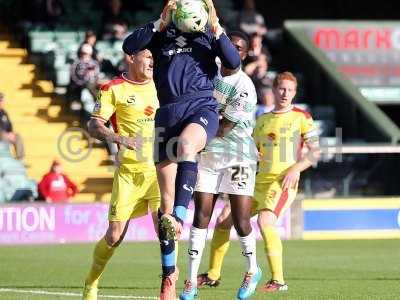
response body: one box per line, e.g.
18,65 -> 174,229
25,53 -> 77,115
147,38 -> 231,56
238,230 -> 258,274
187,226 -> 208,286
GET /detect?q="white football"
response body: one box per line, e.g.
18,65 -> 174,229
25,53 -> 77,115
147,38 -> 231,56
172,0 -> 209,33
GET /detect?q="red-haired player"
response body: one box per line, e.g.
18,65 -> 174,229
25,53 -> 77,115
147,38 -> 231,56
198,71 -> 321,293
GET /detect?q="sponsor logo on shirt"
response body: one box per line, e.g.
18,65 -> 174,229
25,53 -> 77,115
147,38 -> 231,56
168,36 -> 193,56
239,91 -> 249,98
144,106 -> 155,116
127,95 -> 136,105
175,36 -> 187,47
200,117 -> 208,126
183,184 -> 194,194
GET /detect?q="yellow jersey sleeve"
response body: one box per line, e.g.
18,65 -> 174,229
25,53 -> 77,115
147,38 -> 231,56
92,86 -> 116,121
301,113 -> 318,143
253,116 -> 264,150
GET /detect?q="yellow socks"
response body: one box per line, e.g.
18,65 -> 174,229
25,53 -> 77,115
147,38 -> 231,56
208,228 -> 231,281
85,238 -> 115,287
260,226 -> 284,284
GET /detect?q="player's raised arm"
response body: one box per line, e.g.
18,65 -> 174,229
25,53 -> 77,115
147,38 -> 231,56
212,33 -> 241,70
122,0 -> 177,55
205,0 -> 241,69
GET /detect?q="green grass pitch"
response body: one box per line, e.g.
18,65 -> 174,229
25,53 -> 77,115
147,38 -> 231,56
0,239 -> 399,299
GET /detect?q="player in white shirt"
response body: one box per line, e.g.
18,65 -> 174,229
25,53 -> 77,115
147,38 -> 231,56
180,31 -> 261,300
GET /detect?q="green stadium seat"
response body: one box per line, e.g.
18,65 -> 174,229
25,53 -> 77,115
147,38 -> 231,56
0,141 -> 12,158
55,66 -> 71,87
54,31 -> 78,48
0,182 -> 6,203
81,88 -> 95,113
53,51 -> 67,69
96,41 -> 113,52
66,44 -> 79,62
76,31 -> 86,43
112,40 -> 123,52
28,30 -> 56,53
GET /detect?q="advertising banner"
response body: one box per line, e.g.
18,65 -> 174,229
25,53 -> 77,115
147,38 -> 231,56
305,22 -> 400,103
303,198 -> 400,239
0,201 -> 291,245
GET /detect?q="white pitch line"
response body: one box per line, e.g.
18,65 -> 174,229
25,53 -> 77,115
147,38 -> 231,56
0,288 -> 158,299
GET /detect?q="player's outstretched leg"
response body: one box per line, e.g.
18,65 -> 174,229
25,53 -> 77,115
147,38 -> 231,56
230,194 -> 261,300
198,202 -> 233,288
158,210 -> 180,300
82,222 -> 127,300
156,161 -> 180,300
180,192 -> 216,299
257,209 -> 288,293
165,122 -> 210,232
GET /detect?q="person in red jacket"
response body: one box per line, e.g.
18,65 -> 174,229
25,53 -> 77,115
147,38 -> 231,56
38,159 -> 78,203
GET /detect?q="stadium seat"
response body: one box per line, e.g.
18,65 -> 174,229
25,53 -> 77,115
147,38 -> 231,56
0,148 -> 37,202
54,31 -> 78,48
0,141 -> 12,158
28,30 -> 56,53
55,66 -> 71,87
53,50 -> 67,69
81,88 -> 95,114
0,179 -> 6,203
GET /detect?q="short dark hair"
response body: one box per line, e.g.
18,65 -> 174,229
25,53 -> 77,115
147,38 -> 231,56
85,30 -> 96,39
227,31 -> 249,49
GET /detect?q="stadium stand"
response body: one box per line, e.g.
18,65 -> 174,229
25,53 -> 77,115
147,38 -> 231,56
1,0 -> 397,202
0,28 -> 113,202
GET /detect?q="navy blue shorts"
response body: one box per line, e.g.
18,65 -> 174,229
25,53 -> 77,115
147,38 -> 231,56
154,97 -> 219,163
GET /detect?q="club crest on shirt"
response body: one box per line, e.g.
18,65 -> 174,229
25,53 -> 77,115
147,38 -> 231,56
144,106 -> 155,116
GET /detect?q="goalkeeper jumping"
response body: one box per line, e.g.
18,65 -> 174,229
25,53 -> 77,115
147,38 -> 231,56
122,0 -> 240,299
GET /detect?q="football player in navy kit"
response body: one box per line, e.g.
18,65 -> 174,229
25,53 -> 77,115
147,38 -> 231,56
122,1 -> 240,299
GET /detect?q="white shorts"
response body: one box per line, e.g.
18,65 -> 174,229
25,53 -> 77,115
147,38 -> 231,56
195,152 -> 256,196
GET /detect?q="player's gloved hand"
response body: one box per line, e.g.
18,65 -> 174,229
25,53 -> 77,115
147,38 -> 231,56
204,0 -> 224,38
154,0 -> 177,32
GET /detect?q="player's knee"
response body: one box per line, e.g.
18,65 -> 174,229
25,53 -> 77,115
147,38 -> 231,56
105,227 -> 124,247
257,211 -> 276,229
234,219 -> 252,237
193,210 -> 212,229
177,140 -> 196,160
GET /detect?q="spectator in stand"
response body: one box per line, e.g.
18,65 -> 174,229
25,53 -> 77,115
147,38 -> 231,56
0,93 -> 25,160
245,33 -> 271,65
79,30 -> 99,61
255,86 -> 275,118
38,159 -> 78,203
101,0 -> 129,41
238,0 -> 267,37
79,30 -> 117,78
67,43 -> 100,104
245,51 -> 273,91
